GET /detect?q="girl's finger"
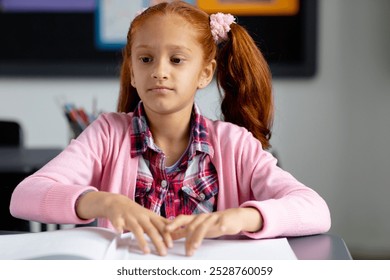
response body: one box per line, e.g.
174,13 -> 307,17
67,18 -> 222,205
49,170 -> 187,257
141,220 -> 168,256
185,214 -> 218,256
165,214 -> 195,232
110,218 -> 125,235
170,227 -> 187,240
125,220 -> 150,254
152,218 -> 173,249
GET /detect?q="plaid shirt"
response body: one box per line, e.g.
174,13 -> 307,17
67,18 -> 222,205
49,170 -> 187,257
130,102 -> 218,220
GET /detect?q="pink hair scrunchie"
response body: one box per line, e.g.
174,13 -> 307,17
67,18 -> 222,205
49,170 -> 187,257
210,12 -> 236,44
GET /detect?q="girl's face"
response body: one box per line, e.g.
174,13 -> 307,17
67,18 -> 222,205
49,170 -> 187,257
130,14 -> 215,118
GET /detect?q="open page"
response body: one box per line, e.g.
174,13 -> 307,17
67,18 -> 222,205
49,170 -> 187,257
111,233 -> 297,260
0,227 -> 117,260
0,227 -> 297,260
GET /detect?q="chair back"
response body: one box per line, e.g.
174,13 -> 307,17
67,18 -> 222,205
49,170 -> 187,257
0,120 -> 30,231
0,120 -> 23,147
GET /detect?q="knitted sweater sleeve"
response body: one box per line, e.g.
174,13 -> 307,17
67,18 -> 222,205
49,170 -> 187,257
211,120 -> 331,239
9,113 -> 128,225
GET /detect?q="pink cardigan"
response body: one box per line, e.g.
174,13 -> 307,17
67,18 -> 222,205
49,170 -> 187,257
10,112 -> 331,239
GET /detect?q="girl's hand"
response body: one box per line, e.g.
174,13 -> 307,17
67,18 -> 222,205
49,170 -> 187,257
76,191 -> 173,256
165,207 -> 263,256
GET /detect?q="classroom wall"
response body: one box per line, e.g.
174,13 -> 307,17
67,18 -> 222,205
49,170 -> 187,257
1,0 -> 389,257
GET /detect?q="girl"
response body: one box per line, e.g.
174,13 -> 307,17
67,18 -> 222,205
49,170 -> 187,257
10,1 -> 330,257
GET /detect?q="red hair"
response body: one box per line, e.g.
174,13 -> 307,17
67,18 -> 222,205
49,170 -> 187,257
117,1 -> 273,149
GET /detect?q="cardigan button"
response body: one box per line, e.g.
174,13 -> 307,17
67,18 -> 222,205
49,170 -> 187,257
161,180 -> 168,188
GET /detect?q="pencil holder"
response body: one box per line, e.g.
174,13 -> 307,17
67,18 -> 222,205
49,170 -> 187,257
68,122 -> 84,141
63,103 -> 98,142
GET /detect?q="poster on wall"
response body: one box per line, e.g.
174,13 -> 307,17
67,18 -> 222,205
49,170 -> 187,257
0,0 -> 95,11
95,0 -> 143,50
96,0 -> 196,50
197,0 -> 299,16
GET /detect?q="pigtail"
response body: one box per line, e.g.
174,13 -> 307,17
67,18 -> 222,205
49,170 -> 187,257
117,14 -> 143,114
117,45 -> 140,113
216,23 -> 274,149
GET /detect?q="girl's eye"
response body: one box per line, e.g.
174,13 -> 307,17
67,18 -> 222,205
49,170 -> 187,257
171,57 -> 183,64
139,57 -> 152,63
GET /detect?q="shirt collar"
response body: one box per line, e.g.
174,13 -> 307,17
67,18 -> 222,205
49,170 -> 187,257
130,101 -> 213,158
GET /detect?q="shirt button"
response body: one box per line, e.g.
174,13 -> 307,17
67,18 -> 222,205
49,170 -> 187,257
161,180 -> 168,188
199,193 -> 205,200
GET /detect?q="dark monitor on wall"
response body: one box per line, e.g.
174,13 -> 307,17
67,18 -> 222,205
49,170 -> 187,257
0,0 -> 317,78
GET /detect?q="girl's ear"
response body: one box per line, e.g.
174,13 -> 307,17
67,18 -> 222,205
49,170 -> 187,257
198,59 -> 216,89
130,64 -> 136,88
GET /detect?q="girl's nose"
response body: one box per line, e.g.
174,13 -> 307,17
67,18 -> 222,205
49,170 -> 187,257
151,60 -> 168,80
